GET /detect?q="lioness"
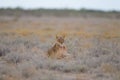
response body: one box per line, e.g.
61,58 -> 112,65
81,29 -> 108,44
47,34 -> 70,59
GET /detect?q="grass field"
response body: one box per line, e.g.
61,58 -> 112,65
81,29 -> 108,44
0,10 -> 120,80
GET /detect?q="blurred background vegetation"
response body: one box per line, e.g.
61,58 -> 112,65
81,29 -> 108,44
0,8 -> 120,18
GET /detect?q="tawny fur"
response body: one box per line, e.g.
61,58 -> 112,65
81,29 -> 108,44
47,35 -> 70,59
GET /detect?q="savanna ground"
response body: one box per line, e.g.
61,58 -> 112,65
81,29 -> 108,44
0,9 -> 120,80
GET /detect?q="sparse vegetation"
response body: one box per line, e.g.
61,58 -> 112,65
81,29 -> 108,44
0,8 -> 120,80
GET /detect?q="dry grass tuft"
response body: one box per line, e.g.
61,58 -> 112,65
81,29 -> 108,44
101,63 -> 117,73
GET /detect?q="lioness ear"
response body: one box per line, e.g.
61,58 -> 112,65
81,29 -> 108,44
56,35 -> 59,40
62,34 -> 66,38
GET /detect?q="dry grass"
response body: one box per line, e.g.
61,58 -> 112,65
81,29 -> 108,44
0,16 -> 120,80
101,63 -> 116,73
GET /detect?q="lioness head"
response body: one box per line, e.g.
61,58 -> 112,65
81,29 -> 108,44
56,34 -> 65,44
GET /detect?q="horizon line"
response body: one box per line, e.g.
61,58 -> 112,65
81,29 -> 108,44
0,7 -> 120,12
